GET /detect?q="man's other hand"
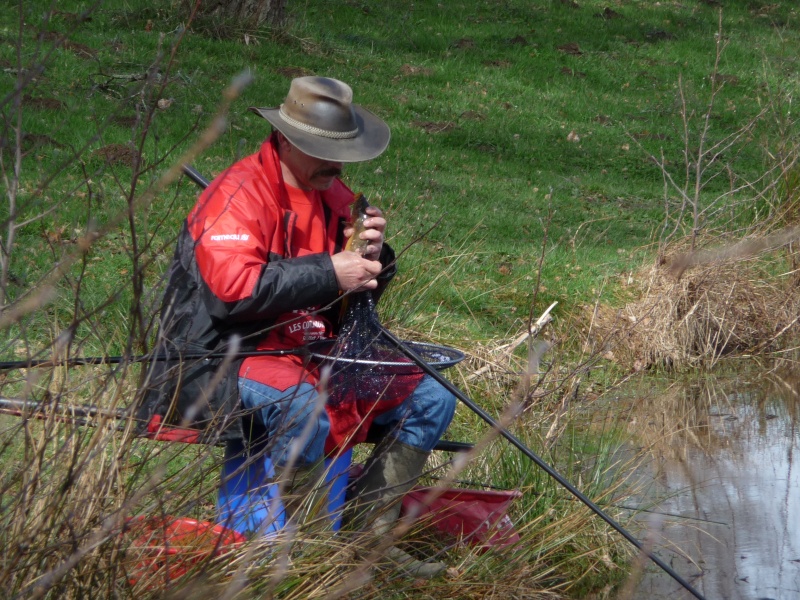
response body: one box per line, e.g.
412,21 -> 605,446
344,206 -> 386,261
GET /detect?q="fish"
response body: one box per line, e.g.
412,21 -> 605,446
339,193 -> 373,320
345,193 -> 370,256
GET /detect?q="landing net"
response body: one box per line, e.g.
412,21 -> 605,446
308,292 -> 464,409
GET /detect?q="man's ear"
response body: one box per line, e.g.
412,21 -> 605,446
275,131 -> 291,152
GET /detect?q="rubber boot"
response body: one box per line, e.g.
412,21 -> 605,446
347,439 -> 447,578
275,461 -> 330,531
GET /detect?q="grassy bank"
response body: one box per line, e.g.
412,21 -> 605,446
1,0 -> 799,597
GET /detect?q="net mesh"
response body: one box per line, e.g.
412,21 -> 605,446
309,292 -> 423,452
324,291 -> 423,408
322,194 -> 430,406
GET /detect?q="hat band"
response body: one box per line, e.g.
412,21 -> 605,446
279,105 -> 359,140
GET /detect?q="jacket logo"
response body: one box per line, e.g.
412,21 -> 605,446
209,234 -> 250,242
287,319 -> 326,334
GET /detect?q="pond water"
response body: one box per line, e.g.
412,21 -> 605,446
610,369 -> 800,599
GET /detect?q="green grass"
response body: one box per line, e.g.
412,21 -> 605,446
5,1 -> 796,347
1,0 -> 799,597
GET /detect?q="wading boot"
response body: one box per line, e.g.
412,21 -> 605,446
347,439 -> 447,579
275,461 -> 330,532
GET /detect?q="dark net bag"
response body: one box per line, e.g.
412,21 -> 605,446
308,292 -> 463,452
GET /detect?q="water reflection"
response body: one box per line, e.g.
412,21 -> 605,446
618,372 -> 800,599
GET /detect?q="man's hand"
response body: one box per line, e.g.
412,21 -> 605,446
331,251 -> 383,291
344,206 -> 386,261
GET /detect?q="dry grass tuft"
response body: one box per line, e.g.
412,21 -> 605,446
586,248 -> 800,371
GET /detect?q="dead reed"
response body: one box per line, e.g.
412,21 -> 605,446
0,302 -> 633,599
585,244 -> 800,372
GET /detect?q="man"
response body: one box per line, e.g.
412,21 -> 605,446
141,77 -> 456,577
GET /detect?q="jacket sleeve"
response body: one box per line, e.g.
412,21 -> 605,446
190,183 -> 341,324
373,242 -> 396,301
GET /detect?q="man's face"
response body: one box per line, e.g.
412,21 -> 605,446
277,133 -> 344,191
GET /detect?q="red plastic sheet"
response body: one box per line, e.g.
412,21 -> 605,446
123,516 -> 245,586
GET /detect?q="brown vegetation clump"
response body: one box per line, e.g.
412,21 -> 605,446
586,252 -> 800,370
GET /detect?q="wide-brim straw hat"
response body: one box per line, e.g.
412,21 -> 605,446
250,76 -> 390,163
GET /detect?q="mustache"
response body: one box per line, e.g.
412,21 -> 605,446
314,167 -> 342,178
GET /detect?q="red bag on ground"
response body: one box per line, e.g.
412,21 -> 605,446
400,487 -> 522,549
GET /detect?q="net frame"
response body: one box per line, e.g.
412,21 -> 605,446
306,338 -> 464,372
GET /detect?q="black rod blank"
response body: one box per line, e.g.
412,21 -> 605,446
0,349 -> 300,371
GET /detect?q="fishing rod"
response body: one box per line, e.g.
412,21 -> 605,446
181,163 -> 210,188
379,324 -> 707,600
438,476 -> 727,526
0,348 -> 300,371
0,394 -> 223,444
0,396 -> 127,422
0,393 -> 475,453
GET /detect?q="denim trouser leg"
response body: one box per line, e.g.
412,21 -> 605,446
238,379 -> 331,467
218,438 -> 285,536
370,374 -> 457,451
217,379 -> 330,536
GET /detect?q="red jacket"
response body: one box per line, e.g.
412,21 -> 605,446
138,135 -> 396,441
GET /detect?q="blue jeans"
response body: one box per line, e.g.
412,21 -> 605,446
218,375 -> 456,535
369,375 -> 457,451
237,380 -> 329,468
237,374 -> 457,465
